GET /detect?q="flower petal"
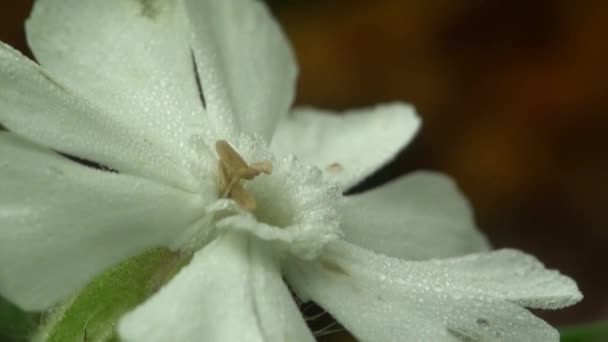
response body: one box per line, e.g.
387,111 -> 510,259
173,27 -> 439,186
341,171 -> 490,260
26,0 -> 215,189
119,234 -> 314,342
0,42 -> 201,190
271,103 -> 420,190
185,0 -> 298,141
286,241 -> 582,342
0,132 -> 207,311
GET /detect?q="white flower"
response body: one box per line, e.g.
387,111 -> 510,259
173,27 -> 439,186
0,0 -> 581,341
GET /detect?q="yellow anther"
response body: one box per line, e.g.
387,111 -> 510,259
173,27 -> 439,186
215,140 -> 248,173
250,161 -> 273,175
215,140 -> 272,211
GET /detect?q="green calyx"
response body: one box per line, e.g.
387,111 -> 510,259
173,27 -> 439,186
35,248 -> 189,342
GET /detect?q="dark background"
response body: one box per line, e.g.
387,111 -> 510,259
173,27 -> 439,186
2,0 -> 607,340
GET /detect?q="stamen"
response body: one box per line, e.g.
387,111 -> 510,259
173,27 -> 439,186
230,183 -> 257,211
215,140 -> 248,173
215,140 -> 272,211
250,161 -> 273,175
217,160 -> 230,194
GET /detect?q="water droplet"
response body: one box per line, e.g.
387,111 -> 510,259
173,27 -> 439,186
476,318 -> 489,327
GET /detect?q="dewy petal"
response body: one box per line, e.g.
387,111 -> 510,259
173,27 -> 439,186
286,241 -> 582,342
0,42 -> 201,191
271,103 -> 420,190
119,233 -> 314,342
184,0 -> 298,141
341,171 -> 490,260
0,133 -> 207,311
26,0 -> 209,189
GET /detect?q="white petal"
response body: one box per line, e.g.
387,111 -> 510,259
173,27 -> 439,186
342,171 -> 490,260
119,234 -> 314,342
0,133 -> 207,311
25,0 -> 211,189
286,241 -> 582,342
0,42 -> 201,190
271,103 -> 420,190
184,0 -> 298,141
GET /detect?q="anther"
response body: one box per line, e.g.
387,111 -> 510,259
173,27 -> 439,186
215,140 -> 272,211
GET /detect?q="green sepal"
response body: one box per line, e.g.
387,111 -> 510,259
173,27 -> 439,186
35,248 -> 189,342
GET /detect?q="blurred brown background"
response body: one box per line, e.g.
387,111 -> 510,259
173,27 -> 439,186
2,0 -> 607,339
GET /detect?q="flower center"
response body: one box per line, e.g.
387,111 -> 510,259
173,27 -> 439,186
215,140 -> 272,211
193,137 -> 343,260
